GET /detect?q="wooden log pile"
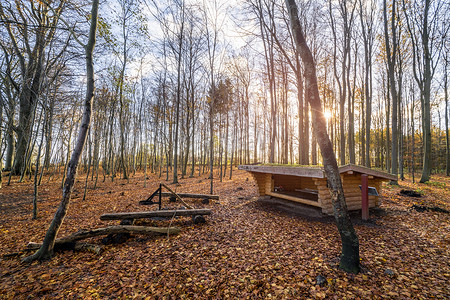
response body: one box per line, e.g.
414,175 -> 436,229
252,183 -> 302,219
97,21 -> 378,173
13,186 -> 214,258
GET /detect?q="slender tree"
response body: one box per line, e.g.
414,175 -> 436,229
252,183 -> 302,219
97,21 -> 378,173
358,0 -> 376,167
402,0 -> 446,182
285,0 -> 359,274
23,0 -> 99,262
445,54 -> 449,176
383,0 -> 399,183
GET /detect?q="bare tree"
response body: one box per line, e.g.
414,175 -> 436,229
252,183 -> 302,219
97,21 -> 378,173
383,0 -> 399,183
285,0 -> 360,274
402,0 -> 447,182
329,0 -> 357,165
23,0 -> 99,262
445,52 -> 449,176
202,0 -> 224,193
0,0 -> 66,175
358,0 -> 377,167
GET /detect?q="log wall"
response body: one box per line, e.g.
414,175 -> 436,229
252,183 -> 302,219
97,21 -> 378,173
250,173 -> 273,196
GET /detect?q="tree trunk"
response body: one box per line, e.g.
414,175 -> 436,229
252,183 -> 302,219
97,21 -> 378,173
14,74 -> 39,176
296,67 -> 304,164
209,101 -> 214,194
285,0 -> 359,274
5,122 -> 14,171
399,95 -> 404,180
445,58 -> 449,176
411,98 -> 415,183
118,11 -> 129,180
224,110 -> 229,177
348,40 -> 356,165
44,93 -> 55,170
173,29 -> 184,184
385,76 -> 391,172
419,0 -> 432,183
33,113 -> 46,219
82,129 -> 92,201
383,0 -> 398,183
190,99 -> 196,178
23,0 -> 99,262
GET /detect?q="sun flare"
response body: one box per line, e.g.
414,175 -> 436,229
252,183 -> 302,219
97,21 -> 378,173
323,110 -> 332,120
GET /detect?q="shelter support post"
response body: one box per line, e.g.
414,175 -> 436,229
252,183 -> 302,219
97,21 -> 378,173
361,174 -> 369,220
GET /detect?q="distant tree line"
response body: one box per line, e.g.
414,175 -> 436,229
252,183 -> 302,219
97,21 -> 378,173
0,0 -> 449,191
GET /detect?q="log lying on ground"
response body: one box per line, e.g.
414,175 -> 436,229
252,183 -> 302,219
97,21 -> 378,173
3,242 -> 103,258
27,242 -> 102,254
27,225 -> 180,249
158,192 -> 219,200
100,209 -> 212,221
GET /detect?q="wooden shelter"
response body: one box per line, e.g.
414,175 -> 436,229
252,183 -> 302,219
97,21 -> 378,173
238,164 -> 396,215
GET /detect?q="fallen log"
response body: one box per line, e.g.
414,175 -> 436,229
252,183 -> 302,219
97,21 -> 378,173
2,245 -> 96,260
100,209 -> 212,221
158,192 -> 219,200
2,248 -> 35,258
27,242 -> 102,255
27,225 -> 180,248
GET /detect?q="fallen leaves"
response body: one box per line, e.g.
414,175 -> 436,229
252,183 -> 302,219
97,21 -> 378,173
0,170 -> 449,298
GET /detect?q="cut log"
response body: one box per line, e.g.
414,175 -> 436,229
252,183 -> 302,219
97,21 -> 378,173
28,225 -> 180,249
192,215 -> 206,224
100,209 -> 212,221
157,192 -> 219,200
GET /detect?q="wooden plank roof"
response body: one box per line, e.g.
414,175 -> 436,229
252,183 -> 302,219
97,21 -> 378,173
338,164 -> 397,181
238,164 -> 325,178
238,164 -> 397,181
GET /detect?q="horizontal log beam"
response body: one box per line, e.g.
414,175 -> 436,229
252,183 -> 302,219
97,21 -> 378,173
159,192 -> 219,200
100,209 -> 212,221
267,192 -> 322,207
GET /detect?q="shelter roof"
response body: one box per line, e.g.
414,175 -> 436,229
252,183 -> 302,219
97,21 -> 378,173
238,164 -> 397,181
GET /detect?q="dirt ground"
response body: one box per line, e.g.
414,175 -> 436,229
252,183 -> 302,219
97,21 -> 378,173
0,168 -> 449,299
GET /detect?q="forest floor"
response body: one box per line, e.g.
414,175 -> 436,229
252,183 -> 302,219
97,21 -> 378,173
0,168 -> 449,299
